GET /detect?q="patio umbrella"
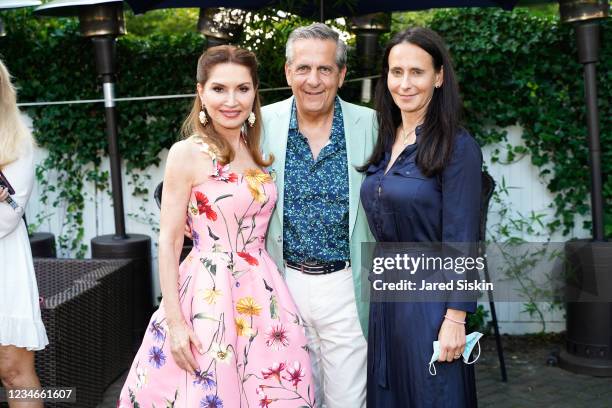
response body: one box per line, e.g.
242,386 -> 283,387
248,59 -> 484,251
0,1 -> 41,8
125,0 -> 518,18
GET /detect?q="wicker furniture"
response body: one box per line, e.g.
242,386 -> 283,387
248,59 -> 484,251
0,259 -> 139,408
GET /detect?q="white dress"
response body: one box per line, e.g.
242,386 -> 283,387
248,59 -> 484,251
0,143 -> 48,351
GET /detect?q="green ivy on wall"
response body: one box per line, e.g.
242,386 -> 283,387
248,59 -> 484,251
427,9 -> 611,236
0,8 -> 610,256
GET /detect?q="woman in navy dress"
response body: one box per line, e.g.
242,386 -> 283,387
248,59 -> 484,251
359,27 -> 482,407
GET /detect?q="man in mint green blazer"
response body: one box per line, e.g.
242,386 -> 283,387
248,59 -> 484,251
260,23 -> 376,408
262,96 -> 376,335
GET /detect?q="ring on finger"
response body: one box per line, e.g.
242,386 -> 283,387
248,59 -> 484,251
454,354 -> 461,359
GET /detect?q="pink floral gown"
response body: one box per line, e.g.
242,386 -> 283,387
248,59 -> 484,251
118,162 -> 315,408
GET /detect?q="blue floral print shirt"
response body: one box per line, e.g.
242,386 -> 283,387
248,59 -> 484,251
283,97 -> 350,263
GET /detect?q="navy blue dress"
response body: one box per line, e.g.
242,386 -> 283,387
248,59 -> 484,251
360,128 -> 482,408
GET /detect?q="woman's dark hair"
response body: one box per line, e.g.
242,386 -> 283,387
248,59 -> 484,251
358,27 -> 462,177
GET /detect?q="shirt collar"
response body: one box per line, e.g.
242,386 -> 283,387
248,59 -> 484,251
365,151 -> 390,174
289,96 -> 342,133
289,99 -> 299,131
415,124 -> 424,143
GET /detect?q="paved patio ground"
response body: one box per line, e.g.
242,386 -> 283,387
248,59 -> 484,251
475,334 -> 612,408
99,334 -> 612,407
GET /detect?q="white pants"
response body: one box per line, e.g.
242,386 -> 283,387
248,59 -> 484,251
285,264 -> 367,408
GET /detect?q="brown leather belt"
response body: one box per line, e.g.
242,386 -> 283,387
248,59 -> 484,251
285,260 -> 350,275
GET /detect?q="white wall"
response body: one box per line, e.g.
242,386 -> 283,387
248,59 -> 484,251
25,115 -> 590,334
26,146 -> 168,303
480,126 -> 589,334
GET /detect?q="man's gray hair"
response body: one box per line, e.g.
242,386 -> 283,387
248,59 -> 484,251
285,23 -> 347,68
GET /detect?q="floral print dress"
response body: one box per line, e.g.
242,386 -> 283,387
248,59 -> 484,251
118,161 -> 315,408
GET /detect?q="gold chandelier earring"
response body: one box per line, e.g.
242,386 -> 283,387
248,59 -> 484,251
247,111 -> 256,128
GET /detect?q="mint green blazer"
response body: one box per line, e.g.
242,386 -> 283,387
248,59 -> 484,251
260,96 -> 377,336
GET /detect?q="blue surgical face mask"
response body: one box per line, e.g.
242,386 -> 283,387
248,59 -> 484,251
428,332 -> 483,376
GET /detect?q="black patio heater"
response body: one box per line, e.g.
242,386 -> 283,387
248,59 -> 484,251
197,7 -> 246,48
35,0 -> 153,345
558,0 -> 612,376
350,12 -> 391,104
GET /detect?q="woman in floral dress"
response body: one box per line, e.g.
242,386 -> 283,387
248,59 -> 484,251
118,46 -> 315,408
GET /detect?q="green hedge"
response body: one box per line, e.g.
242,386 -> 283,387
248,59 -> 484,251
0,8 -> 610,255
431,9 -> 611,236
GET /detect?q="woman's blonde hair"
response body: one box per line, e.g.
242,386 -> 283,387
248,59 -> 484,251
181,45 -> 273,167
0,59 -> 34,169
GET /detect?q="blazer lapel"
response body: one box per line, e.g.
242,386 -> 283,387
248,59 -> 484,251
340,98 -> 367,238
265,97 -> 293,231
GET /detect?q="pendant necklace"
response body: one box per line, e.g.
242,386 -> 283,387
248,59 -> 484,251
402,126 -> 417,145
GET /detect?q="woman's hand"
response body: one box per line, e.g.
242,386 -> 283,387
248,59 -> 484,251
167,318 -> 204,375
437,309 -> 466,362
0,187 -> 9,202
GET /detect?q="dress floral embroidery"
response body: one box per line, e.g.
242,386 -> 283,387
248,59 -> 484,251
118,159 -> 315,408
